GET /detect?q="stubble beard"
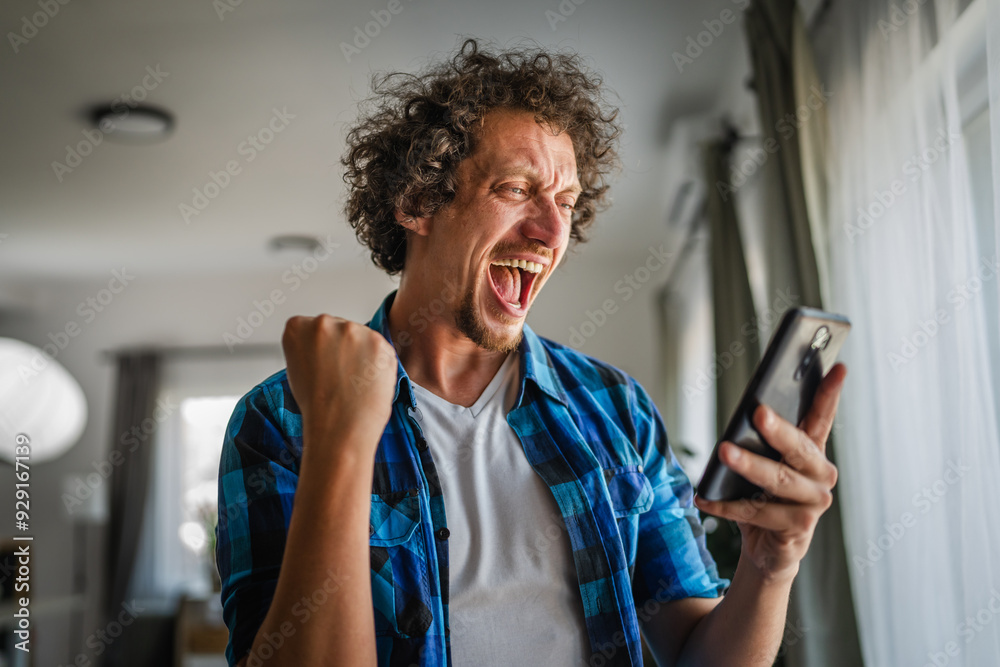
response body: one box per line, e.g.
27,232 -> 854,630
454,280 -> 523,354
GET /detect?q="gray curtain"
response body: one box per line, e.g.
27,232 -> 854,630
704,138 -> 761,440
745,2 -> 864,665
104,350 -> 161,662
745,0 -> 823,306
698,138 -> 762,583
657,288 -> 684,451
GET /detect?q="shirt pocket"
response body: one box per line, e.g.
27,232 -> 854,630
603,466 -> 654,568
369,490 -> 434,639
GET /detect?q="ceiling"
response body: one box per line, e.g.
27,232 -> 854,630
0,0 -> 757,283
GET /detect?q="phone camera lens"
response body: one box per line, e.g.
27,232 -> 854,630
810,326 -> 831,351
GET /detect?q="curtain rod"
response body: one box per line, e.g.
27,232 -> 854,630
99,343 -> 282,362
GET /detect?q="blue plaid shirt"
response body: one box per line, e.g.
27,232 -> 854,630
217,291 -> 727,666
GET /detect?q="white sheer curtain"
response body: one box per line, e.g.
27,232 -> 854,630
817,0 -> 1000,665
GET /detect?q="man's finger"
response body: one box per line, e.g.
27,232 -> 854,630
800,362 -> 847,451
719,442 -> 830,504
694,493 -> 823,533
752,406 -> 835,486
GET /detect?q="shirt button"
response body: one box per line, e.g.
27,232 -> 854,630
369,523 -> 375,536
415,437 -> 428,452
445,626 -> 451,637
435,527 -> 450,540
408,488 -> 418,497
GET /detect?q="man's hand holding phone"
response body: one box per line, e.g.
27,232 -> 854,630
694,362 -> 847,582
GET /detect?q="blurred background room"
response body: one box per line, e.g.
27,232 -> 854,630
1,0 -> 999,665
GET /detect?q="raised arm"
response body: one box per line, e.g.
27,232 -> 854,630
236,315 -> 397,666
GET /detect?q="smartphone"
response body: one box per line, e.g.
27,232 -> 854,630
696,307 -> 851,502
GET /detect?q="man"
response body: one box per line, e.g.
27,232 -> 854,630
217,39 -> 845,667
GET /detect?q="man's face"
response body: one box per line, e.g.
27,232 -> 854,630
414,108 -> 581,353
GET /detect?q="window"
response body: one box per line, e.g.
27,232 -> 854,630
130,352 -> 283,610
176,396 -> 241,582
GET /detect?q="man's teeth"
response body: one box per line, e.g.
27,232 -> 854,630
490,258 -> 543,274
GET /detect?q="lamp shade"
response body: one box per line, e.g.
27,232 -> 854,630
0,337 -> 87,463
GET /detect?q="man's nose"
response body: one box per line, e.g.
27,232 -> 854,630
521,196 -> 568,249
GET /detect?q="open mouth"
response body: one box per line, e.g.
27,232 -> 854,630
488,259 -> 543,313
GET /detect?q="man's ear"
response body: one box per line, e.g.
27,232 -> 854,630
395,209 -> 431,237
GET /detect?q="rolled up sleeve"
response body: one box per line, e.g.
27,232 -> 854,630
216,377 -> 301,666
628,379 -> 729,610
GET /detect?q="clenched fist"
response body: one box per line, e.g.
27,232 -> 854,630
281,315 -> 398,458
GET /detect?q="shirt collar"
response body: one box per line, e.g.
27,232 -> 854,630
366,290 -> 570,409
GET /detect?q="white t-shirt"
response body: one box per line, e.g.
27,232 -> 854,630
409,351 -> 591,665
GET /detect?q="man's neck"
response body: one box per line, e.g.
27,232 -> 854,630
387,285 -> 512,408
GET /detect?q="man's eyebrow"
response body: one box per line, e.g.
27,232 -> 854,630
487,164 -> 583,194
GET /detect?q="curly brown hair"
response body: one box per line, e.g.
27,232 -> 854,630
341,38 -> 622,275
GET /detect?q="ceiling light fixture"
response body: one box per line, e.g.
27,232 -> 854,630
269,235 -> 322,254
89,104 -> 174,143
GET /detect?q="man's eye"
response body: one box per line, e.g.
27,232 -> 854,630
560,201 -> 575,210
508,186 -> 527,195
